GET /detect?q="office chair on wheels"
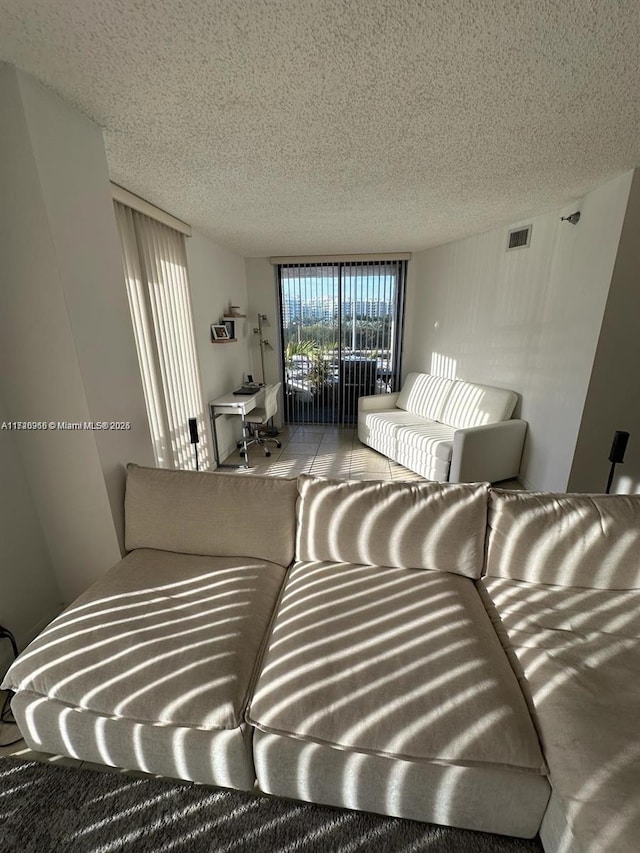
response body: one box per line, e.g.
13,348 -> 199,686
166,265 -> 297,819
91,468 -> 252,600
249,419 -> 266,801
239,382 -> 282,458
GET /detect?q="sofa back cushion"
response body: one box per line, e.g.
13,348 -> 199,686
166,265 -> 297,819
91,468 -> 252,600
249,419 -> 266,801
440,380 -> 517,429
125,465 -> 298,567
396,373 -> 453,421
296,475 -> 488,578
487,489 -> 640,589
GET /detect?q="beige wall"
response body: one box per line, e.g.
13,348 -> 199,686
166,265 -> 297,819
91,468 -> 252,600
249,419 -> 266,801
245,258 -> 284,424
0,395 -> 62,674
0,64 -> 154,602
187,230 -> 254,462
568,169 -> 640,494
404,171 -> 633,491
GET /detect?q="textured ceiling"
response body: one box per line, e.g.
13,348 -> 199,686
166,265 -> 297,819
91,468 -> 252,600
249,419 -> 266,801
1,0 -> 639,257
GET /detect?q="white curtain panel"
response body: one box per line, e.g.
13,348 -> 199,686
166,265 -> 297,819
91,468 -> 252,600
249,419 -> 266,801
114,201 -> 208,470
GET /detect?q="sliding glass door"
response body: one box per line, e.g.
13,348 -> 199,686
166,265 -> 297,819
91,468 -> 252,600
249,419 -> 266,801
278,260 -> 406,425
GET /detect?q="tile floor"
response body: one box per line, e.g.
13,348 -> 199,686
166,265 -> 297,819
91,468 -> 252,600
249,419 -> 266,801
221,424 -> 426,481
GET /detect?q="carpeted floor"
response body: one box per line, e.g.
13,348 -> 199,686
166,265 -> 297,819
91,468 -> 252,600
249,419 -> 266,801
0,756 -> 544,853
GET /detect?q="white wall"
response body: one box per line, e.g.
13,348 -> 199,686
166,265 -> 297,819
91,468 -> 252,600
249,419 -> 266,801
245,259 -> 284,424
404,171 -> 633,491
187,230 -> 253,462
0,396 -> 62,675
568,169 -> 640,493
0,64 -> 154,602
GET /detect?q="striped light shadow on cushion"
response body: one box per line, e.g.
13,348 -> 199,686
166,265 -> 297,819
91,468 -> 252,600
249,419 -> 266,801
296,475 -> 488,578
3,549 -> 286,730
248,561 -> 546,775
487,490 -> 640,589
396,373 -> 453,421
480,576 -> 640,853
439,382 -> 517,430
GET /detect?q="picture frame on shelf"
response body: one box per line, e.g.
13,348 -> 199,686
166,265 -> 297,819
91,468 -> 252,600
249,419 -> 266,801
211,324 -> 230,341
223,318 -> 236,340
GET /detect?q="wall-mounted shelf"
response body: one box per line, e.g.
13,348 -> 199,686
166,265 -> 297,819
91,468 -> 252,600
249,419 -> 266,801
223,312 -> 246,319
211,338 -> 237,343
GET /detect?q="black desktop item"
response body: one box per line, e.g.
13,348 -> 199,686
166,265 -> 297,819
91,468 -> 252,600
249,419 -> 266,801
188,417 -> 200,470
605,430 -> 630,493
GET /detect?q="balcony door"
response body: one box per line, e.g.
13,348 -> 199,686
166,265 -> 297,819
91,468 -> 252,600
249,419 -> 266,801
278,259 -> 407,425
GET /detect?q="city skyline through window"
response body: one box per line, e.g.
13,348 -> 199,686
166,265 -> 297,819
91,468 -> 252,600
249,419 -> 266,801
278,261 -> 407,425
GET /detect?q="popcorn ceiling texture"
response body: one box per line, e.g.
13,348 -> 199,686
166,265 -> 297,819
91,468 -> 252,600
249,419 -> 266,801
1,0 -> 639,256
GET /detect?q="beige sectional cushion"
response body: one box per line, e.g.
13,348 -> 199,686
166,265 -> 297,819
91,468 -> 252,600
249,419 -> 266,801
125,465 -> 298,567
440,380 -> 517,429
295,475 -> 488,578
11,692 -> 256,790
488,489 -> 640,589
3,548 -> 286,730
481,577 -> 640,853
248,561 -> 547,775
396,372 -> 453,420
253,730 -> 551,837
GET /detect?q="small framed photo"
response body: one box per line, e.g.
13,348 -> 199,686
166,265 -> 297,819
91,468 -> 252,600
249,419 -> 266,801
223,318 -> 236,339
211,324 -> 230,341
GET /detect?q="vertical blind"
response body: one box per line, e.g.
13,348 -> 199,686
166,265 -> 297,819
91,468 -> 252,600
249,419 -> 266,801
114,201 -> 208,470
279,259 -> 406,425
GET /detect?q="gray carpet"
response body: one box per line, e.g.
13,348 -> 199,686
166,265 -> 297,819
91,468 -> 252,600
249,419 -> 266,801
0,756 -> 544,853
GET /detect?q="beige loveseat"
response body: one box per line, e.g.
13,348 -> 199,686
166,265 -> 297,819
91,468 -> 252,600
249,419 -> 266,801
358,372 -> 527,483
3,466 -> 639,852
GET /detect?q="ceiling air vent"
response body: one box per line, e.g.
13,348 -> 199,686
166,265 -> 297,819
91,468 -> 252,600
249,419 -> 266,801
507,225 -> 532,250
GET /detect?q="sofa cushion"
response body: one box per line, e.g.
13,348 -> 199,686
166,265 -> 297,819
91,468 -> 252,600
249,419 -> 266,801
359,409 -> 428,439
3,548 -> 287,730
396,372 -> 453,420
487,489 -> 640,589
480,576 -> 640,853
396,421 -> 455,462
440,380 -> 517,429
248,561 -> 547,776
253,729 -> 550,837
10,692 -> 256,790
295,475 -> 488,578
125,465 -> 298,568
396,447 -> 451,482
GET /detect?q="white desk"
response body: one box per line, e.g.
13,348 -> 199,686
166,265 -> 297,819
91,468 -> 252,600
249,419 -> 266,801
209,388 -> 264,468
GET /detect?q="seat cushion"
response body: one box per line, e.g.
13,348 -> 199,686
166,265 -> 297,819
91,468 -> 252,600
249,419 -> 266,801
359,409 -> 428,439
395,446 -> 451,482
253,729 -> 550,837
295,475 -> 488,578
125,465 -> 298,568
396,420 -> 455,462
248,560 -> 547,776
396,373 -> 453,420
3,548 -> 287,730
440,380 -> 517,429
480,577 -> 640,853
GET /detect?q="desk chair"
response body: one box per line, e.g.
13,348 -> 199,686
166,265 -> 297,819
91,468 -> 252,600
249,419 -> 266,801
239,382 -> 282,458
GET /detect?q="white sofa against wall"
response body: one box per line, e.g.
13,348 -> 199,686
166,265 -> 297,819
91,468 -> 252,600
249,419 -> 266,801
358,372 -> 527,483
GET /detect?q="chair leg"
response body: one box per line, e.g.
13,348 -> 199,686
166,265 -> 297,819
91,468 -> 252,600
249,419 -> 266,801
238,424 -> 281,458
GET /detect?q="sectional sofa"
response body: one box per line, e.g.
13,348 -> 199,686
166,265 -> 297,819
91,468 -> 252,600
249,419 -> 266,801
3,466 -> 639,852
358,372 -> 527,483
